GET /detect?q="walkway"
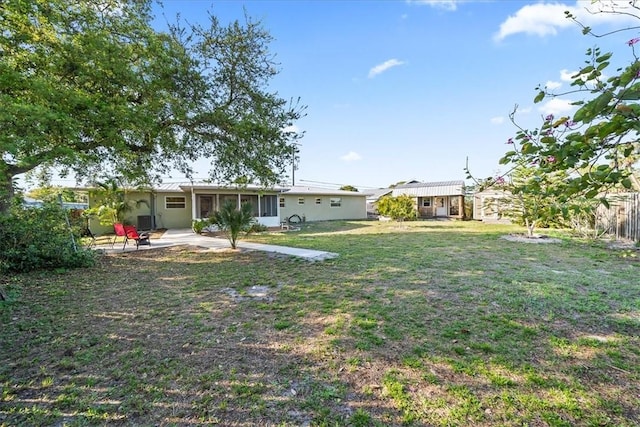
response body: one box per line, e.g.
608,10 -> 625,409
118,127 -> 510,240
97,228 -> 338,261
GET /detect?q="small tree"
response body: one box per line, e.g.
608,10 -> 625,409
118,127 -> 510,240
339,185 -> 358,192
209,201 -> 255,249
495,165 -> 568,237
377,195 -> 416,221
85,179 -> 148,226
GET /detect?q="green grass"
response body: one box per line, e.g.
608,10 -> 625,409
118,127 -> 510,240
1,220 -> 639,426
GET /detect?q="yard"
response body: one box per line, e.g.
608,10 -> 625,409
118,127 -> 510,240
1,220 -> 639,426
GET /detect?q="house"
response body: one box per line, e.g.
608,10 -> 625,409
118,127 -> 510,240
369,180 -> 466,219
278,186 -> 368,222
86,182 -> 368,234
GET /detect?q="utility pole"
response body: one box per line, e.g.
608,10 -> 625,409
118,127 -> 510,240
291,143 -> 300,186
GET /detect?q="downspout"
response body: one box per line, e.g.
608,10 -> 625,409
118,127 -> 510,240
150,190 -> 156,229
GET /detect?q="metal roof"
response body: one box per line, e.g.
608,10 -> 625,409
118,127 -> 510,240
280,186 -> 367,196
391,180 -> 465,197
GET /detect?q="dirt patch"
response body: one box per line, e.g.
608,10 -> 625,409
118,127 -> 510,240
500,233 -> 562,244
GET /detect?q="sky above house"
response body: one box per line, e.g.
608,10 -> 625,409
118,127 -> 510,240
22,0 -> 640,192
149,0 -> 638,190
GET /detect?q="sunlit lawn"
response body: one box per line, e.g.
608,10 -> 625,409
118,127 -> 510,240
1,220 -> 639,426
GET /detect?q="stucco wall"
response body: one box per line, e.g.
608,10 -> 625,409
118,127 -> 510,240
279,194 -> 367,222
155,192 -> 193,229
88,191 -> 154,235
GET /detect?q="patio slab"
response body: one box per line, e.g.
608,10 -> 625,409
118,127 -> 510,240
94,228 -> 338,261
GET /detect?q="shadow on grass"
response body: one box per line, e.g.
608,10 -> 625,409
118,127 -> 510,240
2,221 -> 639,426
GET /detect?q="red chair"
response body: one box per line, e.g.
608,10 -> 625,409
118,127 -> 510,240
123,225 -> 150,250
112,223 -> 127,248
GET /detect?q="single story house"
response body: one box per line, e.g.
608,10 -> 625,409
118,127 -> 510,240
279,186 -> 368,222
86,182 -> 367,234
369,180 -> 466,219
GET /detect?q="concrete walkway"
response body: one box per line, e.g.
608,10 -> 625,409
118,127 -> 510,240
96,228 -> 338,261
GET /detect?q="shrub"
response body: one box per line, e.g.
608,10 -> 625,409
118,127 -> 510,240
209,201 -> 255,249
0,202 -> 95,274
248,222 -> 269,233
192,218 -> 209,234
377,195 -> 417,221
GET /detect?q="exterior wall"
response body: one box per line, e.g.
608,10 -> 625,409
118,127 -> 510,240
279,194 -> 367,222
416,195 -> 464,219
88,190 -> 155,235
155,191 -> 193,229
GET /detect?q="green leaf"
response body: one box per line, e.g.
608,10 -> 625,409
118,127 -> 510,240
622,178 -> 632,189
534,91 -> 545,103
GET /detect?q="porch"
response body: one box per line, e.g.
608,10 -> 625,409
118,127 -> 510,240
190,192 -> 281,227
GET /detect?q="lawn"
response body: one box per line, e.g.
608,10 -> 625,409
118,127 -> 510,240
1,220 -> 639,426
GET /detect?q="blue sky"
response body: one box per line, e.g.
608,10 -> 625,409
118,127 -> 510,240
152,0 -> 637,190
27,0 -> 640,191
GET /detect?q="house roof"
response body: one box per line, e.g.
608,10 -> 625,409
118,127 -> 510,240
280,186 -> 367,196
391,180 -> 465,197
366,188 -> 393,201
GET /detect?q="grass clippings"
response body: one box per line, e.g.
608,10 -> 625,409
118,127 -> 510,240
1,220 -> 639,426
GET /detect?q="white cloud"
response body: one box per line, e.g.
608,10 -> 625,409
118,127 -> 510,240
494,1 -> 639,41
340,151 -> 362,162
408,0 -> 460,11
368,59 -> 405,78
516,106 -> 533,114
560,69 -> 575,82
538,98 -> 575,116
545,80 -> 562,90
490,116 -> 505,125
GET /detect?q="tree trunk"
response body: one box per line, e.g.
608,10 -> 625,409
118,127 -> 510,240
525,218 -> 536,238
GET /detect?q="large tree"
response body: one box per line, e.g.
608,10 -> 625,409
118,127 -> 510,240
0,0 -> 304,212
500,1 -> 640,203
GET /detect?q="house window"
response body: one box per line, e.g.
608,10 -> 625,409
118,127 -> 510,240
165,196 -> 186,209
298,198 -> 305,205
260,195 -> 278,217
422,198 -> 432,207
315,198 -> 322,205
330,197 -> 341,208
279,197 -> 285,208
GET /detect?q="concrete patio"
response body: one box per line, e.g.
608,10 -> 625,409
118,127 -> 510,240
94,228 -> 338,261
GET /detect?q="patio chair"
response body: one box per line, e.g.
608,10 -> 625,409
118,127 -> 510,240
112,223 -> 127,248
81,226 -> 97,248
123,225 -> 150,250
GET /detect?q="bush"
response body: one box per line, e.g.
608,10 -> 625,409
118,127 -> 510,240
377,195 -> 417,221
0,203 -> 95,274
248,222 -> 269,233
192,218 -> 209,234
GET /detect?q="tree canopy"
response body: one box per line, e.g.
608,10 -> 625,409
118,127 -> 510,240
0,0 -> 304,212
499,2 -> 640,204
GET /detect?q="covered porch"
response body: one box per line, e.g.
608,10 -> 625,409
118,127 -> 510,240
187,187 -> 281,227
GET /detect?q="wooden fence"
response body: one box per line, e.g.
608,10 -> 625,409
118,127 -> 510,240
597,193 -> 640,242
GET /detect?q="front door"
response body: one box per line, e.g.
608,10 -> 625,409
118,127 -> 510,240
435,197 -> 447,216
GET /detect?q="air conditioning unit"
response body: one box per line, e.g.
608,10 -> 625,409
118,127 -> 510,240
137,215 -> 153,231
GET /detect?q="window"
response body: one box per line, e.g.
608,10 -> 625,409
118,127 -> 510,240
166,196 -> 186,209
422,198 -> 431,207
298,197 -> 305,205
279,197 -> 285,208
260,195 -> 278,217
330,197 -> 341,208
315,198 -> 322,205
